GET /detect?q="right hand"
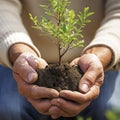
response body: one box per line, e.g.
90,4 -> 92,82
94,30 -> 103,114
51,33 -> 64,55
13,52 -> 59,115
49,53 -> 104,119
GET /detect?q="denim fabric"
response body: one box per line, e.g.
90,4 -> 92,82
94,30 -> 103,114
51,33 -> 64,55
0,65 -> 120,120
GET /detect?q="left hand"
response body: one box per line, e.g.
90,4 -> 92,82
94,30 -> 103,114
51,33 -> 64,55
49,53 -> 104,119
13,52 -> 59,115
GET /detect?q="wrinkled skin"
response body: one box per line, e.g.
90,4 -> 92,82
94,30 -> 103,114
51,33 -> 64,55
13,52 -> 104,119
13,52 -> 59,115
49,54 -> 104,119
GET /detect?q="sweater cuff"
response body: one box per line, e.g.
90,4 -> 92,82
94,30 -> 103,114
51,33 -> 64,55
83,34 -> 120,70
0,32 -> 41,69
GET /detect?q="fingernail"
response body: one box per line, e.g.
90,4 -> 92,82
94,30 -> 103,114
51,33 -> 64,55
34,59 -> 39,67
81,84 -> 89,93
28,72 -> 36,83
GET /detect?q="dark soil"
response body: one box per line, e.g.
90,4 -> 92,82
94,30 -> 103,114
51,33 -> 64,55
35,63 -> 83,92
35,63 -> 83,120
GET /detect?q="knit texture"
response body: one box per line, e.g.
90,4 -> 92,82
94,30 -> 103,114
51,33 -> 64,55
0,0 -> 40,68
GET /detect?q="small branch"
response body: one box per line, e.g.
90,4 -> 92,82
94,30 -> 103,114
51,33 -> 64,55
60,39 -> 74,58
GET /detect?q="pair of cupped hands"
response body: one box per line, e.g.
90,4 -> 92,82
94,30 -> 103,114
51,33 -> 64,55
12,52 -> 104,119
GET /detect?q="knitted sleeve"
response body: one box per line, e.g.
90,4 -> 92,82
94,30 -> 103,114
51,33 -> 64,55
83,0 -> 120,70
0,0 -> 40,68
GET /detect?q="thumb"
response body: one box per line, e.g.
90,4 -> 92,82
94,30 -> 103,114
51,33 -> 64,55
79,68 -> 97,93
77,54 -> 104,93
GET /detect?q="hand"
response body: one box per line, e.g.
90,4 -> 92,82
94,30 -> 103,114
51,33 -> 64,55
49,53 -> 104,118
13,52 -> 59,115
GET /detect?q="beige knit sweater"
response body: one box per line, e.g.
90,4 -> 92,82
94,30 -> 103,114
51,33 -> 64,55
0,0 -> 120,70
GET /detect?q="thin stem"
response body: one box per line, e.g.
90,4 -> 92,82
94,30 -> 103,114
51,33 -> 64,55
56,9 -> 62,65
60,39 -> 74,57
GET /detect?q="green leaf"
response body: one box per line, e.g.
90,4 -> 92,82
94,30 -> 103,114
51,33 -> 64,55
69,10 -> 75,19
62,24 -> 67,32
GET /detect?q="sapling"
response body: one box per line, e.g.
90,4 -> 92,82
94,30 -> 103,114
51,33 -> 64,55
29,0 -> 94,65
29,0 -> 94,92
29,0 -> 94,94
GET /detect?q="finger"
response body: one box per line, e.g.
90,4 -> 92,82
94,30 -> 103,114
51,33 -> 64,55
13,54 -> 38,83
78,54 -> 104,93
37,58 -> 48,69
27,98 -> 51,115
51,114 -> 61,119
26,56 -> 48,69
14,73 -> 59,99
70,55 -> 104,93
69,57 -> 80,66
50,98 -> 90,117
79,68 -> 104,93
26,55 -> 40,69
49,106 -> 61,119
59,86 -> 100,103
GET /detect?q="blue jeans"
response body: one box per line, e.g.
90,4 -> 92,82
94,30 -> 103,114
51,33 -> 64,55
0,65 -> 120,120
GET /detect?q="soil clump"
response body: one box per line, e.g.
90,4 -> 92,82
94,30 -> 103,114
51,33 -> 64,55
35,63 -> 83,91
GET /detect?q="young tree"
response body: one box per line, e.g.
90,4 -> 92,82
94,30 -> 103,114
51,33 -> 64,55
29,0 -> 94,65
